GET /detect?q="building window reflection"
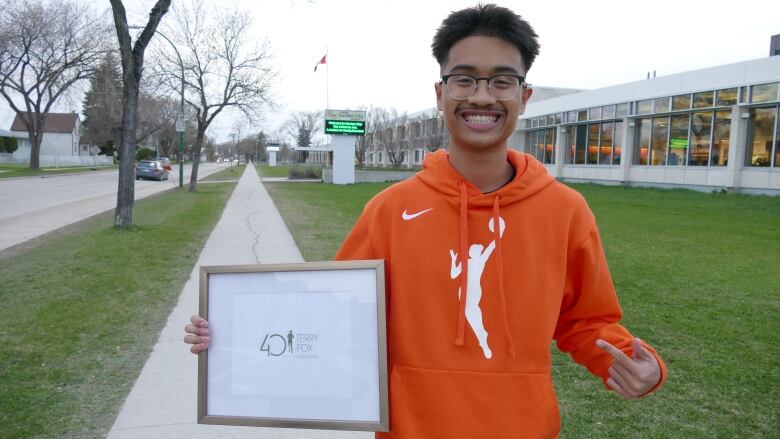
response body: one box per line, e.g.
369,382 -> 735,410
651,117 -> 669,165
711,110 -> 731,166
669,114 -> 690,166
613,121 -> 623,164
693,91 -> 714,109
673,94 -> 691,111
635,117 -> 651,165
750,83 -> 779,104
690,111 -> 713,166
746,106 -> 777,167
599,122 -> 613,164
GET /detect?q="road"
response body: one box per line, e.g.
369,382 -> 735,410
0,162 -> 229,252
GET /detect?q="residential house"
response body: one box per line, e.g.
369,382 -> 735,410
10,112 -> 81,157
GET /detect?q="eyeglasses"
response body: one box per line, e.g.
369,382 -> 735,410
441,73 -> 527,101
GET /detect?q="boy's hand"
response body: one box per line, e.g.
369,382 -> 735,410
184,315 -> 210,354
595,338 -> 661,399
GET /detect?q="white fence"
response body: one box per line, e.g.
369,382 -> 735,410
0,153 -> 113,167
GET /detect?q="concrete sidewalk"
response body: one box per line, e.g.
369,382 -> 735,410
108,165 -> 370,439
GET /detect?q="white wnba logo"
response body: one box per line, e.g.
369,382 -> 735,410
449,217 -> 506,359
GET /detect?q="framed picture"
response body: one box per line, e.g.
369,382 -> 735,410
198,260 -> 389,432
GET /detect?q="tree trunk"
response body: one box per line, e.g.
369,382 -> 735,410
115,78 -> 139,227
28,128 -> 41,170
188,125 -> 206,192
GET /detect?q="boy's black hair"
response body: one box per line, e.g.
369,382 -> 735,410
431,3 -> 540,71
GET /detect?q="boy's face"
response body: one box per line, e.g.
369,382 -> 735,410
435,36 -> 533,153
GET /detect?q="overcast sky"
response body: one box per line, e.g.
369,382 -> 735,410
2,0 -> 777,143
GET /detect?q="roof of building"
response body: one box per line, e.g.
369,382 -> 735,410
9,112 -> 79,133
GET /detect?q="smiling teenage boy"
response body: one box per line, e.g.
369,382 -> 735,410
186,4 -> 666,438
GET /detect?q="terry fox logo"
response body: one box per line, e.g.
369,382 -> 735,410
260,330 -> 319,357
449,217 -> 505,359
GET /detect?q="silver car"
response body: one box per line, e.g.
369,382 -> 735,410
135,160 -> 169,181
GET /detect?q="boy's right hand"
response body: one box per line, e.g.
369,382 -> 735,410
184,315 -> 210,354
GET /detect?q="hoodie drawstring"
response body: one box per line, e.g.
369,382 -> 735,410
454,182 -> 517,357
492,196 -> 516,356
454,180 -> 469,346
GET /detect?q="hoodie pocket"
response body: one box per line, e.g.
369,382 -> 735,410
387,365 -> 560,439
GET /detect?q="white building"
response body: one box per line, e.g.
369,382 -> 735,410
517,56 -> 780,194
10,112 -> 81,157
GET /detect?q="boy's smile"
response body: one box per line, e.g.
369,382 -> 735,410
435,36 -> 532,153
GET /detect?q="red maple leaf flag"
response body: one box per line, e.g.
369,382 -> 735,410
314,54 -> 326,72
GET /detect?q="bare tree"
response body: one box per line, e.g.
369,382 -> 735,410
283,111 -> 320,163
0,0 -> 107,169
110,0 -> 171,227
156,0 -> 274,192
425,114 -> 450,152
379,109 -> 409,169
355,106 -> 382,168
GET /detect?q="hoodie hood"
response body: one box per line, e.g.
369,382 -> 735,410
416,149 -> 555,205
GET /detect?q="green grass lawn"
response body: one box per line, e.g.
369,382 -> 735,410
201,164 -> 246,181
265,181 -> 780,438
256,164 -> 292,178
0,163 -> 117,179
0,183 -> 236,439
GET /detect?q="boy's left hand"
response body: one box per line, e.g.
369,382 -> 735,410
595,338 -> 661,399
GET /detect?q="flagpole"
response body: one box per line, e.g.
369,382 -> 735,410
326,46 -> 329,109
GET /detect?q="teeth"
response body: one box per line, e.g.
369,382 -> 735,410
464,114 -> 498,125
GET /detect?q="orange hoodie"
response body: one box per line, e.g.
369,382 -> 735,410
336,149 -> 667,438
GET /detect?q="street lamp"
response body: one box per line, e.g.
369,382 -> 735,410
129,26 -> 185,188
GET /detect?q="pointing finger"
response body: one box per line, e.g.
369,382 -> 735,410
596,339 -> 639,374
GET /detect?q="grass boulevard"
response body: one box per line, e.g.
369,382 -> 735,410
0,173 -> 776,438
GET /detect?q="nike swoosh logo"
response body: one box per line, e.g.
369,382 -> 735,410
402,208 -> 433,221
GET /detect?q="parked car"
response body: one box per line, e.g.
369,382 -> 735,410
156,157 -> 172,171
135,160 -> 169,181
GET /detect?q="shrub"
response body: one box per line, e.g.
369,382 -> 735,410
0,136 -> 18,153
135,148 -> 155,161
288,165 -> 322,179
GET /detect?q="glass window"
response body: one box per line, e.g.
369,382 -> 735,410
634,118 -> 651,165
715,88 -> 738,107
689,111 -> 713,166
711,110 -> 731,166
739,86 -> 748,104
536,130 -> 545,162
751,83 -> 779,103
745,107 -> 776,166
578,110 -> 588,122
589,106 -> 602,120
637,100 -> 652,115
672,94 -> 691,111
544,128 -> 555,164
693,91 -> 714,109
587,124 -> 599,164
575,124 -> 587,164
616,102 -> 630,117
599,122 -> 613,165
532,117 -> 538,128
567,111 -> 577,123
555,113 -> 562,124
565,126 -> 576,164
654,97 -> 671,113
776,108 -> 780,167
603,104 -> 615,119
669,114 -> 690,166
613,121 -> 623,165
650,117 -> 669,165
546,114 -> 555,126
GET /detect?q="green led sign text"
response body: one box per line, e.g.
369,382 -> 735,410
325,120 -> 366,136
